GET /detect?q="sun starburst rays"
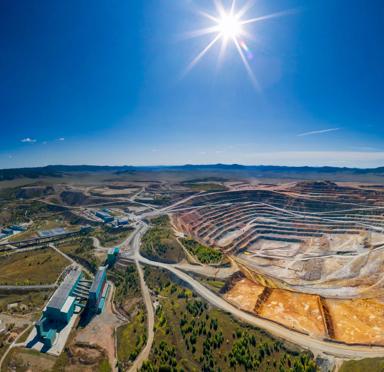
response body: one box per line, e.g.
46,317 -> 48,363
183,0 -> 292,88
185,34 -> 222,75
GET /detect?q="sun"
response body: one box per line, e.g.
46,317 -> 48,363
216,13 -> 243,40
184,0 -> 293,87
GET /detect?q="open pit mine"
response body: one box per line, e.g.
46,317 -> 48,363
172,181 -> 384,345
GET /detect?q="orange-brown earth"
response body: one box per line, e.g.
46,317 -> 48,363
326,298 -> 384,345
257,289 -> 326,338
224,278 -> 264,312
224,278 -> 384,345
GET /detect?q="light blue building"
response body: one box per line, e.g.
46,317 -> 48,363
43,269 -> 82,323
10,225 -> 27,232
2,228 -> 14,235
35,269 -> 83,347
117,217 -> 129,226
35,319 -> 57,348
88,266 -> 107,312
106,247 -> 119,267
95,211 -> 114,223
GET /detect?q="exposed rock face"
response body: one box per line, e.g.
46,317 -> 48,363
172,184 -> 384,298
67,342 -> 108,368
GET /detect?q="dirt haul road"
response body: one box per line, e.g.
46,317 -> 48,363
121,222 -> 384,360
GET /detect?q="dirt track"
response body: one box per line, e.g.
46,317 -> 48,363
127,261 -> 154,372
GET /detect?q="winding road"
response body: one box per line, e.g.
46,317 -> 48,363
128,260 -> 155,372
119,220 -> 384,360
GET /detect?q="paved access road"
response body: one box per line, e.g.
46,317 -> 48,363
0,284 -> 57,291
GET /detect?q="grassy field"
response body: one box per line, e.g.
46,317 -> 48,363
180,238 -> 223,264
339,358 -> 384,372
111,264 -> 141,307
94,225 -> 134,247
0,247 -> 69,285
112,263 -> 147,370
0,290 -> 51,314
182,182 -> 228,192
7,229 -> 37,242
0,199 -> 67,226
141,215 -> 185,263
3,343 -> 112,372
0,322 -> 31,362
136,196 -> 172,206
58,236 -> 101,274
191,274 -> 226,294
117,310 -> 147,370
142,266 -> 318,372
0,333 -> 9,361
3,347 -> 57,371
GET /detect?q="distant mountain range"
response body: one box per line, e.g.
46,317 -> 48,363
0,164 -> 384,182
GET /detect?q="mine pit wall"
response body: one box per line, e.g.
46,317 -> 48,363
171,214 -> 189,234
253,287 -> 272,314
231,256 -> 384,346
172,214 -> 222,251
318,297 -> 335,339
219,270 -> 245,295
233,257 -> 291,290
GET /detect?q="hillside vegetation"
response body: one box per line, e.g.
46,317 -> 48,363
142,266 -> 318,372
181,238 -> 223,264
141,215 -> 185,263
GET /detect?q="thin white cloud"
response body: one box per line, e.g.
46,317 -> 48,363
58,137 -> 65,141
241,150 -> 384,167
297,128 -> 340,137
21,137 -> 37,143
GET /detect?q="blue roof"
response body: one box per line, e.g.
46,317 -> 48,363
38,227 -> 66,238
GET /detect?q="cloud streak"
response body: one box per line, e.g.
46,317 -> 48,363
297,128 -> 340,137
21,137 -> 37,143
240,150 -> 384,167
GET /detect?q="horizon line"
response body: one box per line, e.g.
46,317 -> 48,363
1,162 -> 383,172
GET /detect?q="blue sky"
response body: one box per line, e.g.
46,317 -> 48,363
0,0 -> 383,168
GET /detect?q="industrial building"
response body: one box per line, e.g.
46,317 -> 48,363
106,247 -> 119,267
10,224 -> 27,232
117,217 -> 129,226
35,269 -> 83,347
95,210 -> 114,223
43,269 -> 82,322
32,264 -> 110,351
80,225 -> 93,234
88,266 -> 108,314
1,228 -> 14,235
38,227 -> 67,238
